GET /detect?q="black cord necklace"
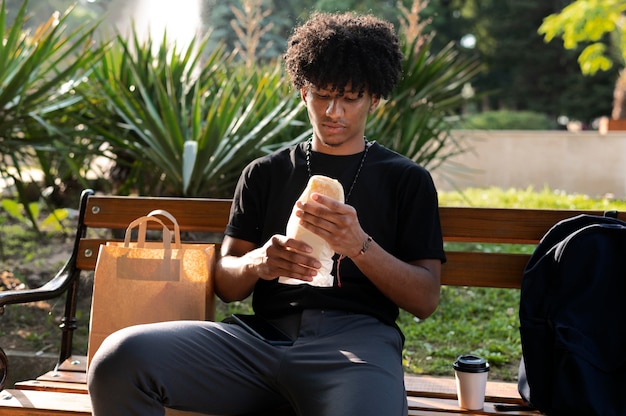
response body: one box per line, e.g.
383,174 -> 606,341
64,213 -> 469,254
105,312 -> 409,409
305,137 -> 371,204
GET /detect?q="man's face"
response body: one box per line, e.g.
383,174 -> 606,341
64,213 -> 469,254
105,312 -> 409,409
301,83 -> 380,153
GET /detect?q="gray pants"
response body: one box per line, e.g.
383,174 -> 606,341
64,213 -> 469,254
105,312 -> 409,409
88,309 -> 407,416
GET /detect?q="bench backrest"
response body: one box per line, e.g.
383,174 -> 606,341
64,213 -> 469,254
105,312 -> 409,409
78,193 -> 626,289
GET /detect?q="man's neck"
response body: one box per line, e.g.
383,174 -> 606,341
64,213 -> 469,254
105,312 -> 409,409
311,135 -> 367,155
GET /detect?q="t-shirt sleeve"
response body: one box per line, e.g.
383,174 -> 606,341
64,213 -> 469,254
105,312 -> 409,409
224,163 -> 265,245
395,165 -> 446,263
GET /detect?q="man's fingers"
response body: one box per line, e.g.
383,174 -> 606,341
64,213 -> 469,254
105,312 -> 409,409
258,235 -> 320,281
271,234 -> 314,254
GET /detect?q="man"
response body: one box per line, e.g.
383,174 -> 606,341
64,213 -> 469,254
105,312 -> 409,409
88,11 -> 445,416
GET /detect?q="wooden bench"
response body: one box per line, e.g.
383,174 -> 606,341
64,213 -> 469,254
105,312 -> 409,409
1,188 -> 621,415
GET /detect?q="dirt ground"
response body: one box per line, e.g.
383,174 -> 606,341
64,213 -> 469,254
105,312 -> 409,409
0,231 -> 93,386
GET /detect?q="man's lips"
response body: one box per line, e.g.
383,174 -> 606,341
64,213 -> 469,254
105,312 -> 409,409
322,122 -> 346,131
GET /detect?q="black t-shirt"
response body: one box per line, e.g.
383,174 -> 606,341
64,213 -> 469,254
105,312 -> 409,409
225,141 -> 446,327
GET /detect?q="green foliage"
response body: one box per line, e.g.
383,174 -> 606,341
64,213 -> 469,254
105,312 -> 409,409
23,330 -> 51,350
0,213 -> 4,259
0,199 -> 70,231
538,0 -> 626,121
447,0 -> 616,123
0,0 -> 106,230
215,300 -> 254,322
368,36 -> 482,171
0,213 -> 68,266
74,0 -> 478,198
454,110 -> 558,130
12,0 -> 622,124
79,26 -> 306,197
439,186 -> 626,210
3,0 -> 480,215
539,0 -> 626,75
1,199 -> 28,223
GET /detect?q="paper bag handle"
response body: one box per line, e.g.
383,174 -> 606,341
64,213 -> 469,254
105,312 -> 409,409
123,216 -> 173,249
146,210 -> 182,248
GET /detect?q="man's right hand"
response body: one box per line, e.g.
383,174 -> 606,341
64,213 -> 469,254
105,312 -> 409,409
253,235 -> 321,282
215,235 -> 320,302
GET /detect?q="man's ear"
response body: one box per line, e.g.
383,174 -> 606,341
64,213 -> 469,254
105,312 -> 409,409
300,87 -> 309,104
369,95 -> 381,113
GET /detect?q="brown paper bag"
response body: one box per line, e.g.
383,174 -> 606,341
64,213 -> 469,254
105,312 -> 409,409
87,210 -> 215,365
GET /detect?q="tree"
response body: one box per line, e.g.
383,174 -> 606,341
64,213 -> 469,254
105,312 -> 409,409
437,0 -> 616,124
539,0 -> 626,119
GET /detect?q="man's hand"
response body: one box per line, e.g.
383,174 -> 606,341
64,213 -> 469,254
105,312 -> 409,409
215,233 -> 322,302
254,235 -> 321,282
295,193 -> 368,258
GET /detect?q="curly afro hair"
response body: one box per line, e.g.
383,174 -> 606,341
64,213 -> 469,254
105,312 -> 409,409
284,12 -> 403,99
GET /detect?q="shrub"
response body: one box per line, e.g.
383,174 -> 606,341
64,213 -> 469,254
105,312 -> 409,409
455,110 -> 558,130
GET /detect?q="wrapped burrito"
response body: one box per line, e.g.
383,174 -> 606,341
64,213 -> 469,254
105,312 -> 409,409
278,175 -> 344,287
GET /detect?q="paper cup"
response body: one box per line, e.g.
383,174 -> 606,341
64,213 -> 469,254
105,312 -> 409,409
453,355 -> 489,410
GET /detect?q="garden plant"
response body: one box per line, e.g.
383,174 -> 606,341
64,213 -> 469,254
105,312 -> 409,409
1,0 -> 479,217
0,1 -> 106,231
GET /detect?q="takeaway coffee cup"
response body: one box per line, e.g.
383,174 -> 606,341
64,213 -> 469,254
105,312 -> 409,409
453,355 -> 490,410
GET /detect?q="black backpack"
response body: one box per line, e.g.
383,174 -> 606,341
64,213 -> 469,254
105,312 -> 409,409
518,213 -> 626,416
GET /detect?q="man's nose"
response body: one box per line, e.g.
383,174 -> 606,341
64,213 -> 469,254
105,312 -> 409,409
326,99 -> 343,117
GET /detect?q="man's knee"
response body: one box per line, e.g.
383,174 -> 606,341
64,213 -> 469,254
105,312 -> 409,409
88,325 -> 153,390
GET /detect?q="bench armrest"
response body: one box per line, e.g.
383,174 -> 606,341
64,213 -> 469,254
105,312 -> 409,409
0,233 -> 81,392
0,188 -> 94,312
0,254 -> 80,311
0,189 -> 94,378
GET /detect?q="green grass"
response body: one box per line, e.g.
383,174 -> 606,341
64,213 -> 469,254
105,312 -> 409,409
439,186 -> 626,210
399,287 -> 520,379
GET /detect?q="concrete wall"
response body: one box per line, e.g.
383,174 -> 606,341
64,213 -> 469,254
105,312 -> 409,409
431,130 -> 626,199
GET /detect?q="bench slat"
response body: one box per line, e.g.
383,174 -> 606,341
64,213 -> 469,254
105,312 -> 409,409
442,252 -> 529,288
0,389 -> 214,416
404,375 -> 525,404
78,242 -> 530,288
7,375 -> 532,416
0,389 -> 91,415
440,207 -> 624,243
15,379 -> 88,394
56,356 -> 87,373
407,396 -> 537,415
36,371 -> 86,386
85,196 -> 232,233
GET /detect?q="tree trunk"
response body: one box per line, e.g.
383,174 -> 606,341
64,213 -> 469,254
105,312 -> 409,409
612,70 -> 626,120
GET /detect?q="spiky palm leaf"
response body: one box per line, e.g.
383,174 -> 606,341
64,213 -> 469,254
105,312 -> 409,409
0,0 -> 105,230
81,27 -> 306,197
368,37 -> 481,183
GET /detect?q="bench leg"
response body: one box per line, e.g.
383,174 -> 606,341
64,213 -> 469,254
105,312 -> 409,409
0,347 -> 6,391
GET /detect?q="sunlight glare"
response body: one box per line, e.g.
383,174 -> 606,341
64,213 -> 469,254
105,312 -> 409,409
112,0 -> 202,48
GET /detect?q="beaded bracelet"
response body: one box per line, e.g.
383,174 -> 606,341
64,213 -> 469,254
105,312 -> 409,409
336,235 -> 372,287
352,235 -> 372,258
